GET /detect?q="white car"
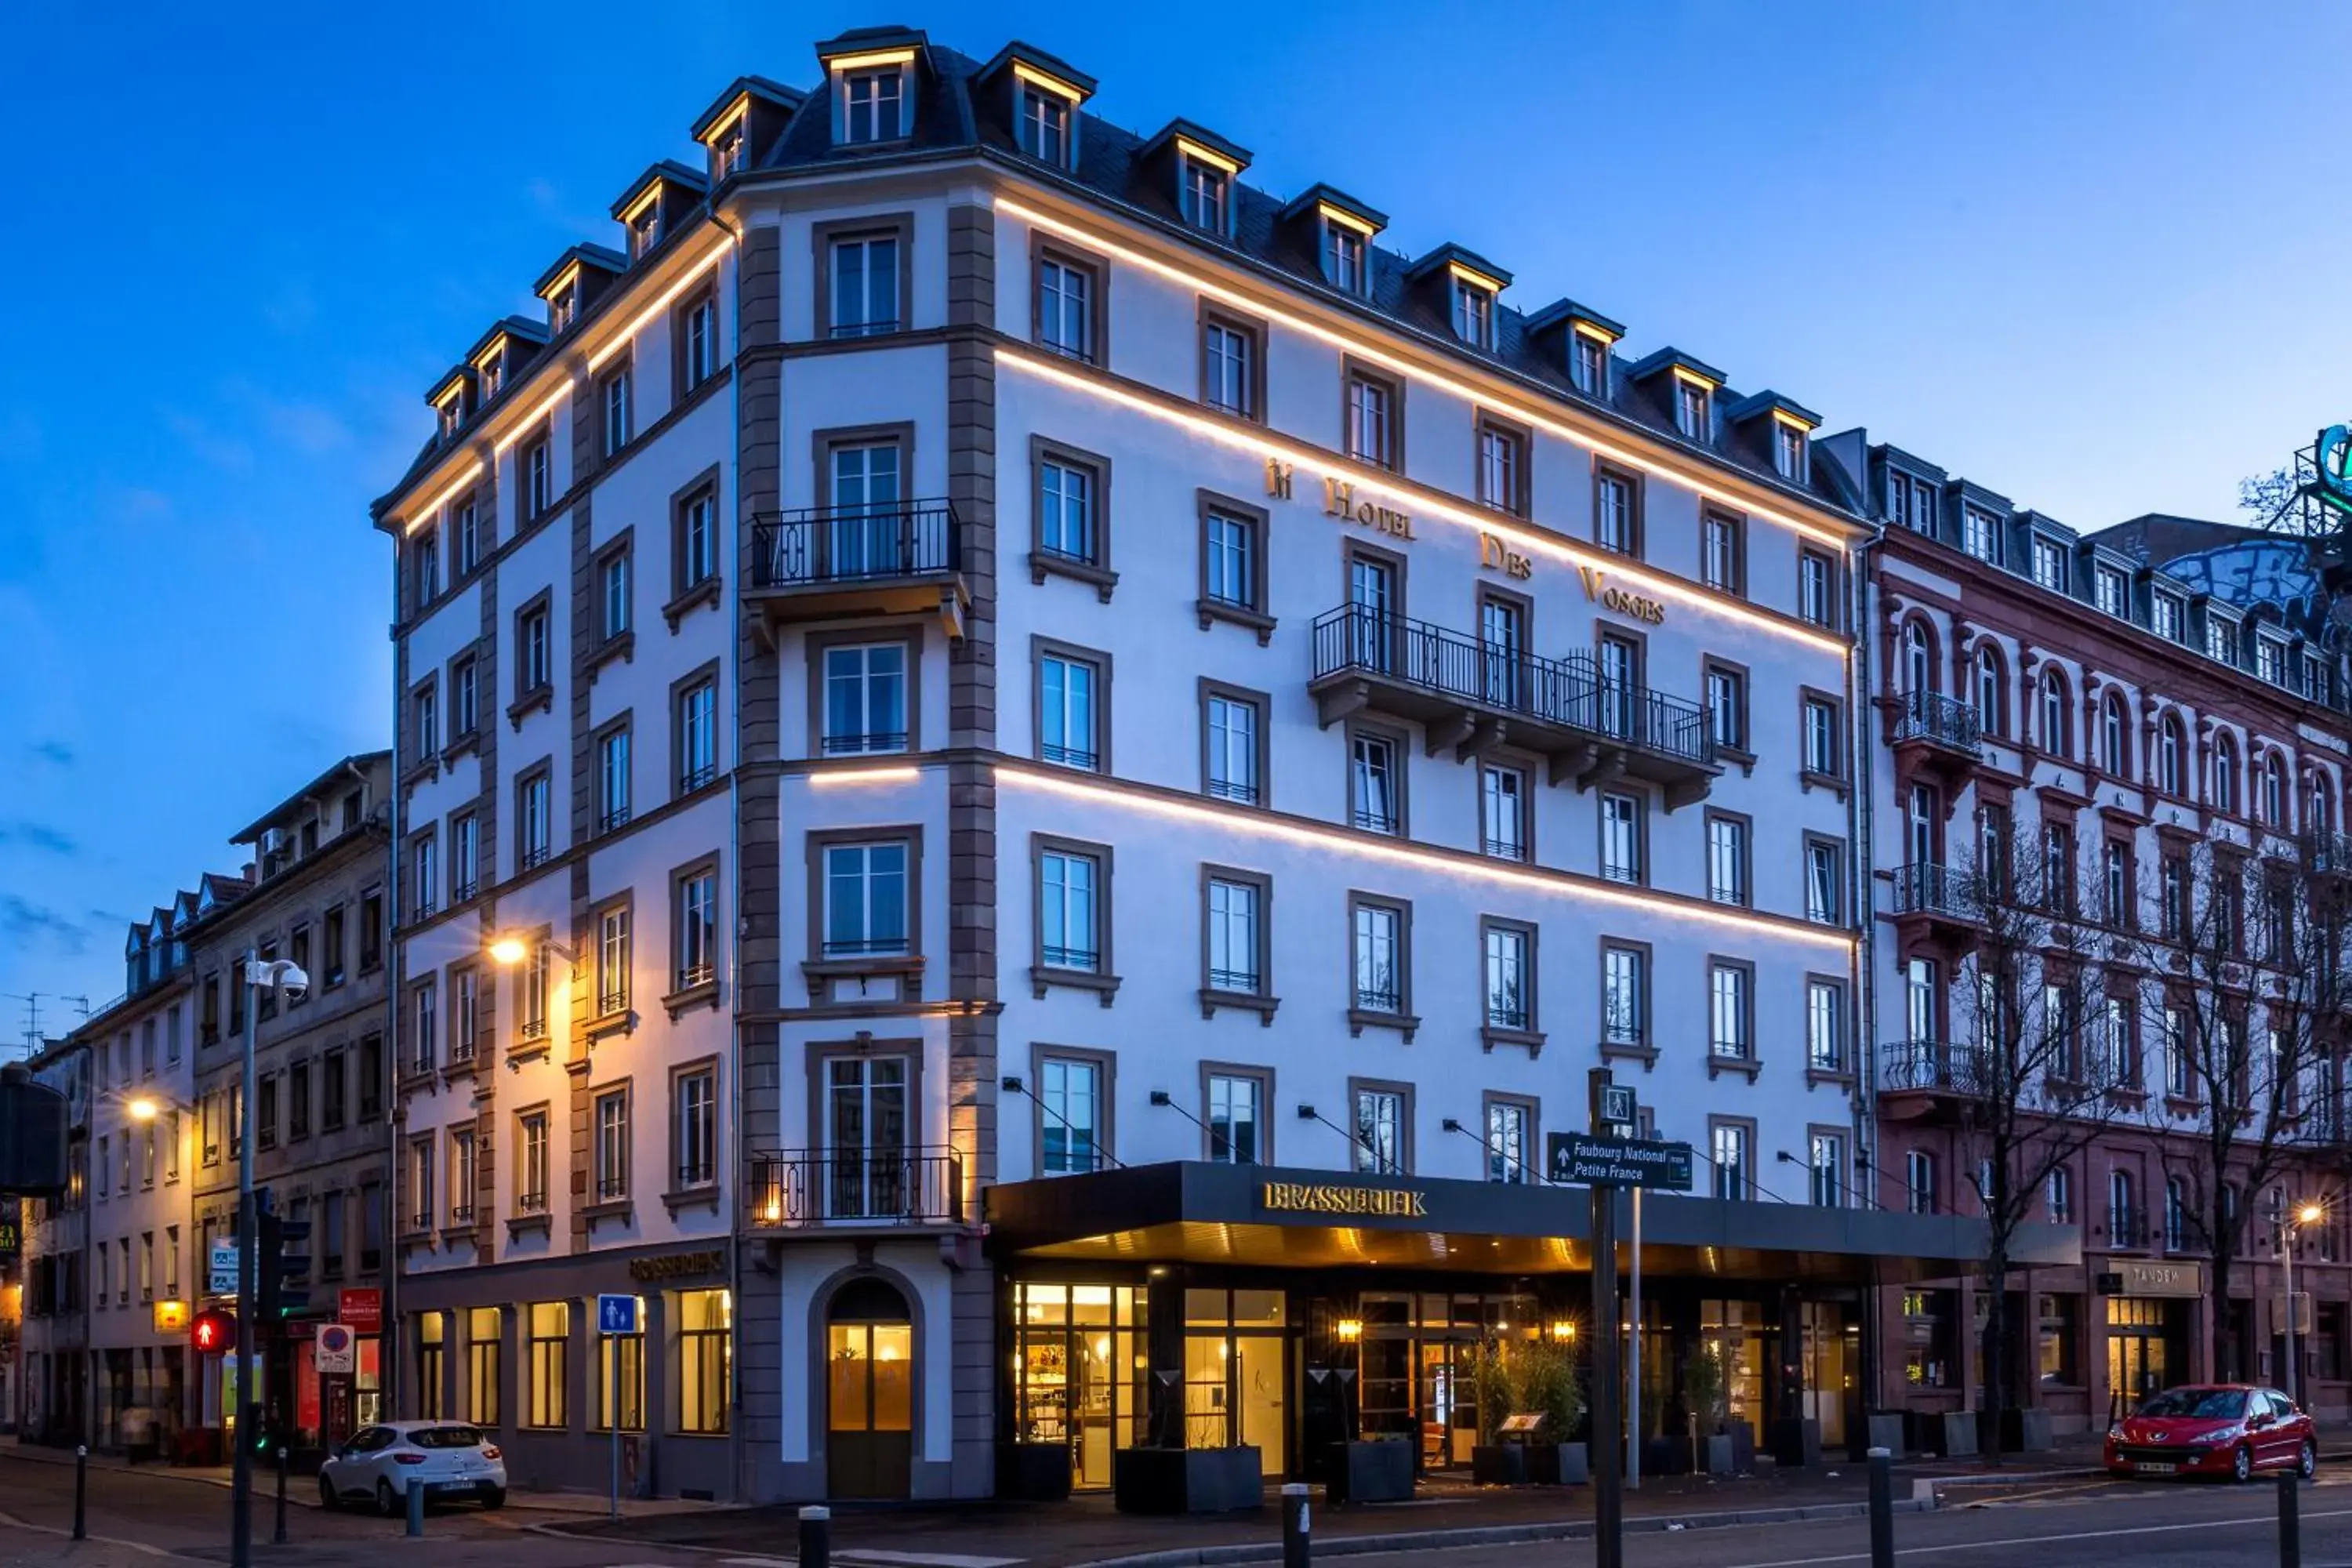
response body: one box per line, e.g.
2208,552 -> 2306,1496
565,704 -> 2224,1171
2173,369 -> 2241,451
319,1421 -> 507,1515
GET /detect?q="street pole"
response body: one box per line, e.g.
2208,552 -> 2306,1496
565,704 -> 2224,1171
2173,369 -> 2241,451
1588,1069 -> 1622,1568
230,953 -> 259,1568
2283,1221 -> 2298,1410
1628,1186 -> 1642,1490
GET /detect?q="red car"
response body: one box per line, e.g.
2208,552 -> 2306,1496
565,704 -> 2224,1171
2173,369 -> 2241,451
2105,1385 -> 2318,1483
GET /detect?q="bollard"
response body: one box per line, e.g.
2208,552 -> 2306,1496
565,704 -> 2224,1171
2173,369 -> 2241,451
800,1504 -> 832,1568
406,1475 -> 425,1538
71,1445 -> 87,1542
1866,1446 -> 1894,1568
2280,1467 -> 2302,1568
274,1446 -> 289,1545
1281,1481 -> 1311,1568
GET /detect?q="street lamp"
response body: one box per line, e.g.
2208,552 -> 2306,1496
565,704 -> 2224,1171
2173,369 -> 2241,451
228,955 -> 305,1568
2279,1198 -> 2328,1410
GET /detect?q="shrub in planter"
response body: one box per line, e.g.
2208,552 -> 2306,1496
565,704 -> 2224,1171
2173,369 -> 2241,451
1512,1337 -> 1588,1486
1325,1438 -> 1414,1504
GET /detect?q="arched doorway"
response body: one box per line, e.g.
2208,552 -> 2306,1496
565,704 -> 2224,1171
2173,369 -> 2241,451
827,1278 -> 913,1498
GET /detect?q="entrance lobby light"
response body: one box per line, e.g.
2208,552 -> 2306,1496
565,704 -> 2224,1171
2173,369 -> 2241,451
1334,1318 -> 1363,1343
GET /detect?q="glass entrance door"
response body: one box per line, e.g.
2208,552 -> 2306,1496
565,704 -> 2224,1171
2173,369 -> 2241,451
1798,1303 -> 1849,1449
1418,1341 -> 1475,1469
828,1280 -> 914,1499
823,1055 -> 908,1220
1348,557 -> 1396,671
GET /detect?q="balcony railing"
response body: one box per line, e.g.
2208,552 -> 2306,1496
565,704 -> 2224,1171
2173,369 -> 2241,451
1310,604 -> 1713,768
751,500 -> 960,589
744,1146 -> 964,1229
1893,690 -> 1984,753
2107,1205 -> 2151,1250
2305,830 -> 2352,875
1879,1039 -> 1991,1096
1893,862 -> 1980,921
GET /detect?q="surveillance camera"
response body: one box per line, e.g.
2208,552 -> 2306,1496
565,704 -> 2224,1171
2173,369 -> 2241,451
271,961 -> 310,1005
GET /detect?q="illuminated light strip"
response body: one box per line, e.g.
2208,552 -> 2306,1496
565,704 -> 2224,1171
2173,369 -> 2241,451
471,334 -> 508,372
1173,136 -> 1240,174
492,383 -> 571,457
827,47 -> 916,71
699,95 -> 749,145
619,183 -> 662,227
1447,260 -> 1505,295
1570,321 -> 1621,346
994,196 -> 1853,550
1317,201 -> 1376,236
1011,61 -> 1083,101
428,379 -> 465,408
586,238 -> 734,371
1670,365 -> 1719,392
1772,407 -> 1819,432
538,260 -> 582,303
806,765 -> 925,787
402,462 -> 485,535
1000,350 -> 1849,656
1001,765 -> 1854,952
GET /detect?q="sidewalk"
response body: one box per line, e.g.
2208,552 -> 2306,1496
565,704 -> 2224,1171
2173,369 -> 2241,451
0,1439 -> 718,1519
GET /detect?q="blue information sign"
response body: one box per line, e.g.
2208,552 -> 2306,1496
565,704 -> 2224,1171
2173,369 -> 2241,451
597,1293 -> 639,1334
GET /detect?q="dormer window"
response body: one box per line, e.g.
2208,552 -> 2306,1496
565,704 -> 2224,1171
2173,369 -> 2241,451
477,352 -> 504,403
1571,332 -> 1609,397
627,201 -> 662,262
1180,150 -> 1231,234
1323,218 -> 1368,297
436,396 -> 463,440
2094,564 -> 2128,617
2257,637 -> 2286,686
1773,419 -> 1808,481
1450,274 -> 1495,351
2207,614 -> 2241,666
1961,505 -> 2002,565
2152,591 -> 2183,641
1673,376 -> 1711,441
843,67 -> 906,143
2030,536 -> 2066,592
713,121 -> 746,180
1018,83 -> 1071,165
550,283 -> 578,334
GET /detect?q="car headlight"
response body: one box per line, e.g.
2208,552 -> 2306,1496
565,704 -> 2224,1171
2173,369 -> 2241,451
2107,1422 -> 2123,1440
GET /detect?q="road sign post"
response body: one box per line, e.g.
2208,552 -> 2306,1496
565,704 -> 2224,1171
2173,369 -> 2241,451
596,1294 -> 638,1519
1587,1069 -> 1622,1568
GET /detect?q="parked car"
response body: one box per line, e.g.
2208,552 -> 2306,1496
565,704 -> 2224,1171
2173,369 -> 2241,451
2103,1385 -> 2316,1483
319,1421 -> 507,1514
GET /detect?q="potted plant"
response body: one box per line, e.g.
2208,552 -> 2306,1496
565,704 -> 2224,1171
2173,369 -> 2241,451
1515,1337 -> 1588,1485
1325,1432 -> 1414,1504
1466,1345 -> 1527,1486
1642,1371 -> 1690,1477
1685,1341 -> 1737,1475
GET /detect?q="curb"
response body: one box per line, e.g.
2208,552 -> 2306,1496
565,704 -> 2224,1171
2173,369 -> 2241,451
1069,1498 -> 1933,1568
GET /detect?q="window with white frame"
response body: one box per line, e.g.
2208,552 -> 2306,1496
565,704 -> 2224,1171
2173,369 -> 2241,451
1040,650 -> 1101,770
600,550 -> 630,642
518,1109 -> 550,1212
1451,276 -> 1494,350
1206,693 -> 1260,804
1570,331 -> 1609,397
1775,420 -> 1809,481
682,292 -> 717,391
1349,731 -> 1400,834
822,843 -> 909,957
1595,470 -> 1635,554
1806,840 -> 1841,924
677,677 -> 717,793
593,1087 -> 629,1200
1710,1123 -> 1751,1200
597,906 -> 630,1017
1483,924 -> 1529,1031
1352,903 -> 1403,1013
1674,376 -> 1711,441
2153,592 -> 2183,641
1206,1073 -> 1261,1163
1603,945 -> 1645,1047
2031,535 -> 2066,591
830,232 -> 899,337
841,67 -> 905,143
1203,506 -> 1255,608
1323,216 -> 1368,296
1486,1100 -> 1530,1183
2093,564 -> 2127,616
1205,877 -> 1261,994
674,1066 -> 717,1189
1203,319 -> 1254,417
1803,698 -> 1840,777
1706,815 -> 1749,905
1809,1132 -> 1844,1207
1179,150 -> 1230,233
1480,764 -> 1526,861
1039,1055 -> 1102,1174
1018,84 -> 1072,165
1353,1085 -> 1406,1174
675,867 -> 717,988
597,727 -> 631,833
449,1128 -> 477,1223
1037,453 -> 1098,564
1036,255 -> 1094,361
1907,1149 -> 1937,1214
601,368 -> 632,456
1345,372 -> 1395,470
1708,963 -> 1751,1060
1807,979 -> 1843,1072
1962,506 -> 2002,564
822,643 -> 907,755
1701,513 -> 1741,593
1599,791 -> 1642,884
1037,846 -> 1102,973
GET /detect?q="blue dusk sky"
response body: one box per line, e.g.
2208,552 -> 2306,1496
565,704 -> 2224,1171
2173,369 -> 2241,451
0,2 -> 2343,1039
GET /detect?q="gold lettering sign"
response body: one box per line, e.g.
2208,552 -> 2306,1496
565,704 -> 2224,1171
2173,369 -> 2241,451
1261,1181 -> 1430,1218
1265,458 -> 1294,500
1577,565 -> 1666,624
627,1247 -> 727,1283
1323,477 -> 1416,540
1479,532 -> 1534,580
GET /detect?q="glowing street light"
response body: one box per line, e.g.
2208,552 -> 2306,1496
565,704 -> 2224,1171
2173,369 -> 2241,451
488,936 -> 528,966
127,1098 -> 160,1123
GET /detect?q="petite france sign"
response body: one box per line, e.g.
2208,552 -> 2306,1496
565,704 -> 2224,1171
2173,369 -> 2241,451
1547,1132 -> 1695,1192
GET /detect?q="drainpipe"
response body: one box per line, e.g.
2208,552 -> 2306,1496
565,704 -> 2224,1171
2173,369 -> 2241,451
383,543 -> 405,1420
1848,527 -> 1886,1415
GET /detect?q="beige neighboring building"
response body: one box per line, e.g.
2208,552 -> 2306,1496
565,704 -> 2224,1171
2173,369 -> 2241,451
188,752 -> 394,1462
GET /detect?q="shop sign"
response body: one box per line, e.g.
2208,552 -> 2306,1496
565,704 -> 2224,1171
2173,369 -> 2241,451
2105,1260 -> 2201,1298
151,1299 -> 188,1334
1259,1182 -> 1428,1218
1576,565 -> 1667,625
627,1248 -> 726,1283
1479,532 -> 1534,580
338,1288 -> 383,1334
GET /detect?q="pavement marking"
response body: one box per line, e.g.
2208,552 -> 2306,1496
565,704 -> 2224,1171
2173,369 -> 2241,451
0,1504 -> 201,1562
840,1553 -> 1025,1568
1719,1504 -> 2352,1567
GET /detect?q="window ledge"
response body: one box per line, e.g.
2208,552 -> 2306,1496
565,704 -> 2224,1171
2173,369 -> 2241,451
588,1007 -> 637,1042
440,729 -> 482,769
1805,1067 -> 1856,1091
662,577 -> 723,632
662,979 -> 724,1018
399,756 -> 440,791
1198,988 -> 1279,1025
797,958 -> 920,1001
582,1197 -> 633,1227
1600,1040 -> 1659,1071
1480,1025 -> 1546,1058
1798,769 -> 1850,801
438,1221 -> 477,1246
1029,551 -> 1120,603
2163,1094 -> 2201,1118
661,1186 -> 723,1218
1030,966 -> 1123,1005
1348,1007 -> 1421,1044
506,1039 -> 554,1070
1706,1054 -> 1764,1083
1196,598 -> 1276,646
506,684 -> 554,731
440,1056 -> 480,1088
587,631 -> 637,684
505,1212 -> 553,1241
1716,744 -> 1758,779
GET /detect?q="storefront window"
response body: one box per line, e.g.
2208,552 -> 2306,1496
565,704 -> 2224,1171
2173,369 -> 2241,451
2317,1302 -> 2344,1384
1699,1301 -> 1766,1428
1013,1283 -> 1147,1489
678,1287 -> 731,1434
467,1306 -> 502,1428
1183,1288 -> 1287,1472
417,1313 -> 444,1420
526,1301 -> 568,1428
596,1295 -> 646,1432
1901,1289 -> 1955,1389
2038,1294 -> 2081,1386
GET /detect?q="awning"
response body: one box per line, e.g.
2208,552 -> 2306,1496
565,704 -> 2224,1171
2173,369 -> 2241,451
984,1162 -> 2078,1285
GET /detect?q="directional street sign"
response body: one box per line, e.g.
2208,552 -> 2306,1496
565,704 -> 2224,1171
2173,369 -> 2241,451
597,1293 -> 639,1335
209,1240 -> 239,1296
1547,1131 -> 1695,1192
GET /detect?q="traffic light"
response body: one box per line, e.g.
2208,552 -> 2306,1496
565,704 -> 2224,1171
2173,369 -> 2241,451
190,1307 -> 238,1354
257,1196 -> 313,1322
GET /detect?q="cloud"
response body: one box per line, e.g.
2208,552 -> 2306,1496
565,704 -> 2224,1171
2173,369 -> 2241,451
162,408 -> 254,474
0,898 -> 88,956
27,740 -> 72,767
0,822 -> 75,855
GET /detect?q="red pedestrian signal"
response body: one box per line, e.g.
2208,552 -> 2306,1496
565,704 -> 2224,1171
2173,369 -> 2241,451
191,1308 -> 238,1354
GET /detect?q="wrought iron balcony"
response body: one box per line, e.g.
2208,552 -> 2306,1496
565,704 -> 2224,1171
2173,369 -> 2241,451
1892,690 -> 1984,755
2106,1205 -> 2151,1252
745,1146 -> 964,1229
1878,1039 -> 1992,1097
747,500 -> 969,638
1893,862 -> 1980,922
2304,829 -> 2352,877
1308,604 -> 1717,803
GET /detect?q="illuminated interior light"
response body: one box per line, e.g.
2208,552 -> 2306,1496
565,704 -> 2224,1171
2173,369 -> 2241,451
827,47 -> 916,71
587,239 -> 734,371
1446,261 -> 1504,295
429,381 -> 464,410
1173,136 -> 1239,175
537,260 -> 582,303
994,196 -> 1853,549
1772,407 -> 1818,432
1671,365 -> 1719,393
998,765 -> 1855,951
699,96 -> 749,146
1571,321 -> 1621,347
999,350 -> 1848,657
808,765 -> 924,787
401,462 -> 485,535
1011,62 -> 1082,101
619,183 -> 662,227
1317,202 -> 1376,235
492,384 -> 572,457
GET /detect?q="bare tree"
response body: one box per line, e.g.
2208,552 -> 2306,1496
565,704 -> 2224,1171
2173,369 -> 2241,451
1896,826 -> 2129,1462
2130,842 -> 2350,1385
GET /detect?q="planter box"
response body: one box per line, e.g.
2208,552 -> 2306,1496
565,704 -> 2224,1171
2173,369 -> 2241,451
1643,1435 -> 1693,1476
1112,1446 -> 1263,1515
998,1442 -> 1073,1501
1933,1410 -> 1978,1459
1768,1417 -> 1821,1470
1524,1442 -> 1588,1485
1324,1440 -> 1414,1504
1850,1413 -> 1907,1461
1979,1406 -> 2053,1454
1702,1434 -> 1737,1475
1470,1444 -> 1529,1486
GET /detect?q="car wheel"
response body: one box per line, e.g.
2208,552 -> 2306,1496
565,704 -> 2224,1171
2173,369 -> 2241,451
318,1476 -> 340,1512
2233,1444 -> 2252,1483
479,1485 -> 506,1510
2302,1440 -> 2318,1480
377,1479 -> 401,1518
